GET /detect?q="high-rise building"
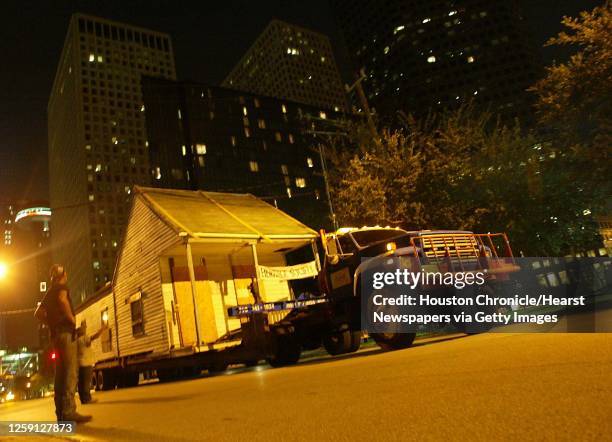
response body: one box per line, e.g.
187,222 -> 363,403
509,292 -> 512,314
142,77 -> 337,228
48,14 -> 176,302
0,203 -> 52,349
330,0 -> 541,121
222,19 -> 348,113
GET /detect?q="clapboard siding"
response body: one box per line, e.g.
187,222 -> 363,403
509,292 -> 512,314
113,197 -> 181,357
75,291 -> 118,362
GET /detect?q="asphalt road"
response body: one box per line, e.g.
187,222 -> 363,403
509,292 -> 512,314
1,330 -> 611,442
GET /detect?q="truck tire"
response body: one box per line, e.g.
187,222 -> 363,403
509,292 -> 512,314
208,362 -> 228,374
118,371 -> 139,388
157,368 -> 177,383
97,369 -> 117,391
267,333 -> 301,367
371,333 -> 416,351
323,330 -> 356,355
348,331 -> 362,353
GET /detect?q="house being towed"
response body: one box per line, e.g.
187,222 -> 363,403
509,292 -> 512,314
75,186 -> 320,388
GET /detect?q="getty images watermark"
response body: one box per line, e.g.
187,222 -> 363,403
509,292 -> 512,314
361,257 -> 612,333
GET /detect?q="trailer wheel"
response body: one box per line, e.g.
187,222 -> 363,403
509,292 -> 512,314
97,369 -> 117,391
371,333 -> 416,351
267,333 -> 301,367
208,362 -> 228,374
323,330 -> 352,355
91,370 -> 99,391
157,368 -> 177,383
118,371 -> 139,388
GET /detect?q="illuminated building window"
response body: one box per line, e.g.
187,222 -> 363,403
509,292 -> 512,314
427,56 -> 436,63
196,144 -> 207,155
88,194 -> 95,202
286,187 -> 292,198
295,177 -> 306,188
182,145 -> 187,156
93,261 -> 100,270
244,127 -> 251,138
89,53 -> 95,62
254,98 -> 260,108
307,157 -> 314,168
258,119 -> 266,129
467,56 -> 475,63
249,161 -> 259,172
155,167 -> 161,180
242,106 -> 248,116
288,134 -> 294,144
97,55 -> 103,63
177,109 -> 182,119
231,136 -> 237,147
319,111 -> 327,119
243,117 -> 250,126
275,132 -> 282,142
281,104 -> 287,114
198,157 -> 205,167
281,164 -> 288,175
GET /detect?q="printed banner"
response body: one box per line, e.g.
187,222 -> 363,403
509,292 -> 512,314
257,261 -> 319,280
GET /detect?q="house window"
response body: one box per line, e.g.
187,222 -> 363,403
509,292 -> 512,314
101,308 -> 112,352
130,295 -> 144,336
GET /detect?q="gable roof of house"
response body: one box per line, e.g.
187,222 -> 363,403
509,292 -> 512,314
134,186 -> 318,240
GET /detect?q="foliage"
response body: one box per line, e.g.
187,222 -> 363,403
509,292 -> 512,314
328,104 -> 603,256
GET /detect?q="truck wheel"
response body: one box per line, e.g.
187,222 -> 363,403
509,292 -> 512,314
371,333 -> 416,351
98,369 -> 117,390
323,330 -> 352,355
119,371 -> 139,388
157,368 -> 177,383
267,333 -> 301,367
348,331 -> 362,353
208,362 -> 228,374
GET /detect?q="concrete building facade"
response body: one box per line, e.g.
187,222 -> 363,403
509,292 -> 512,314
48,14 -> 176,301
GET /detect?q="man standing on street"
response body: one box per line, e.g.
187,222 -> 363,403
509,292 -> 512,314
77,319 -> 106,404
34,265 -> 92,423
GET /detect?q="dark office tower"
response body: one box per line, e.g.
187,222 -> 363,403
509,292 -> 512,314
330,0 -> 541,121
223,19 -> 348,112
142,77 -> 339,228
48,14 -> 176,302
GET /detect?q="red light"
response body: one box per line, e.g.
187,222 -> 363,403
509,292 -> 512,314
50,351 -> 57,360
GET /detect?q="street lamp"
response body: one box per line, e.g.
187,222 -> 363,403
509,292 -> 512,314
0,262 -> 7,279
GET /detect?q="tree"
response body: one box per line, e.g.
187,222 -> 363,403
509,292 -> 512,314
529,4 -> 611,184
328,104 -> 603,256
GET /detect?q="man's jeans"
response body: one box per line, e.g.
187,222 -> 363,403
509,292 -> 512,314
53,331 -> 77,419
78,366 -> 94,403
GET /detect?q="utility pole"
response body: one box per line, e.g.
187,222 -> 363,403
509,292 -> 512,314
346,68 -> 379,143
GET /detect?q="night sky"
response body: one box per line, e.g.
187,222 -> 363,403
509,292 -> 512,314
0,0 -> 603,203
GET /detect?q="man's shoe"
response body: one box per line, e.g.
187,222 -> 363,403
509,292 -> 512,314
62,412 -> 92,423
82,398 -> 98,404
